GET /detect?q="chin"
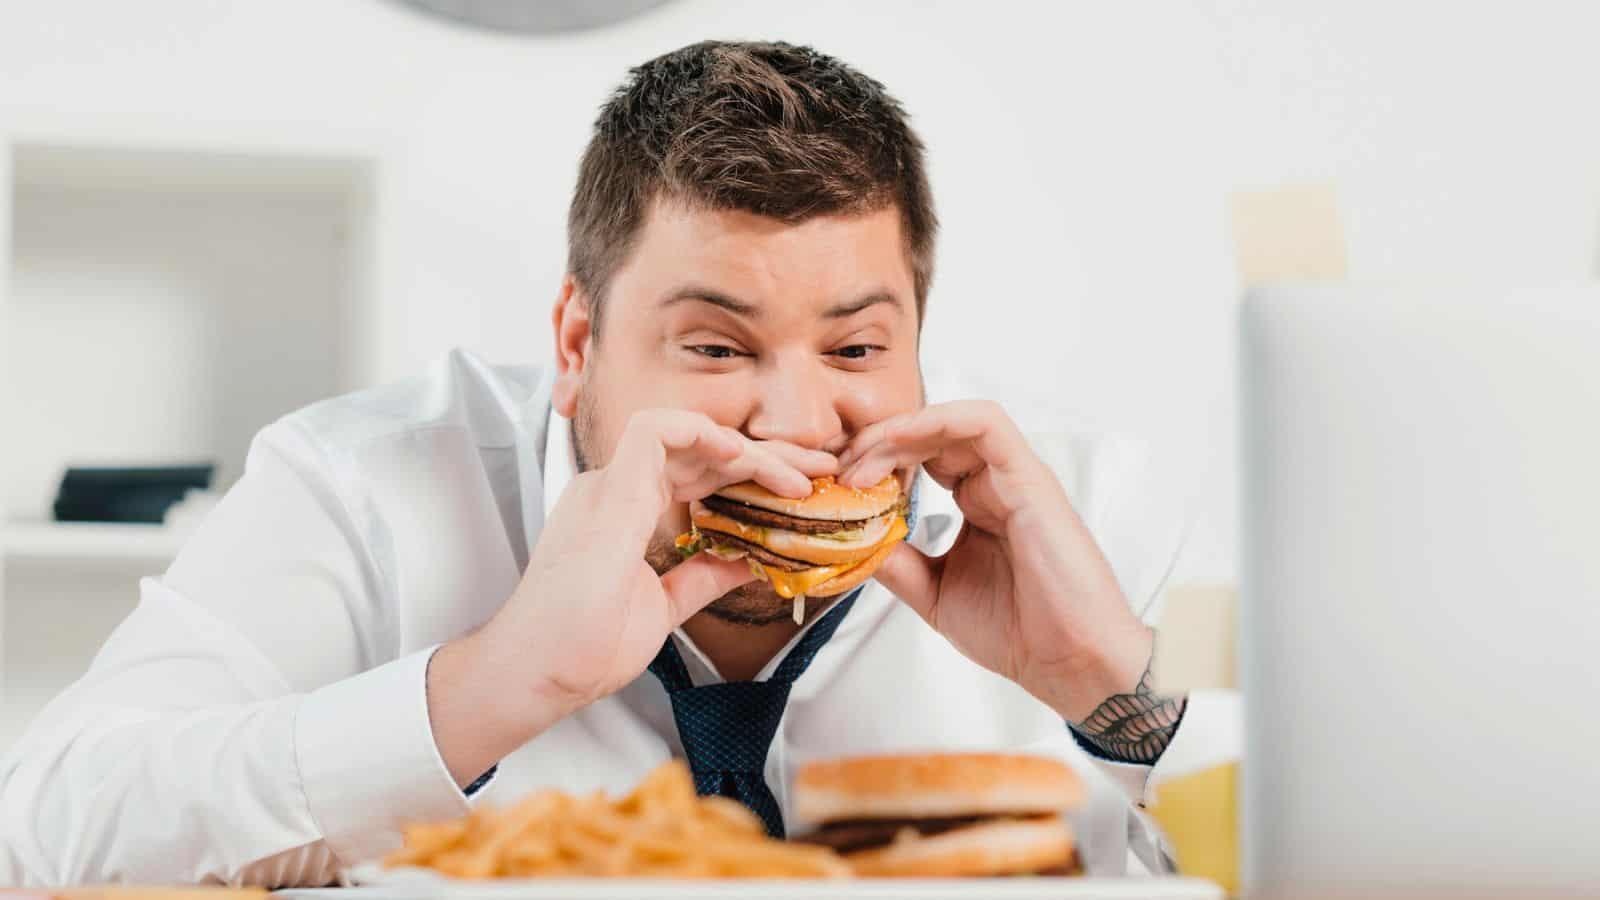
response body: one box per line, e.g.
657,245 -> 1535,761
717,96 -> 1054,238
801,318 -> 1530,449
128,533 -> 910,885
701,583 -> 805,626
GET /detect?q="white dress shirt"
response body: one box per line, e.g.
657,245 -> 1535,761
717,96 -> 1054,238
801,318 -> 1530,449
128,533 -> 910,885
0,349 -> 1217,887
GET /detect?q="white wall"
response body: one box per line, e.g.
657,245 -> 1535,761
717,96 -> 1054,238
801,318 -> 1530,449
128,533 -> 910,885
4,0 -> 1600,580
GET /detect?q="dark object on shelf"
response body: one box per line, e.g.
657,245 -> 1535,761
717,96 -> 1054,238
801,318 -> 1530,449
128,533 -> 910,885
52,465 -> 216,524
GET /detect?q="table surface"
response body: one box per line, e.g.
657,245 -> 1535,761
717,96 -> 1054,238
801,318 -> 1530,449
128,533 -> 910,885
275,876 -> 1223,900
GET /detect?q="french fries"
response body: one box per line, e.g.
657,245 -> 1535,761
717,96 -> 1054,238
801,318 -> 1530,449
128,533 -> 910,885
384,761 -> 850,879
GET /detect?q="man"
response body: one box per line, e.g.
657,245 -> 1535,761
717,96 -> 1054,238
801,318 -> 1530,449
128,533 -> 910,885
1,41 -> 1209,886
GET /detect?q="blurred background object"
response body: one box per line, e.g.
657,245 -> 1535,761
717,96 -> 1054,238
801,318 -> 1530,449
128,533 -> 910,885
1241,281 -> 1600,897
391,0 -> 679,35
1147,690 -> 1243,896
51,465 -> 214,524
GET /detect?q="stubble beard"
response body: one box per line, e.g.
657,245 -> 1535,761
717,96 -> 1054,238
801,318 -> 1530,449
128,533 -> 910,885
571,392 -> 796,627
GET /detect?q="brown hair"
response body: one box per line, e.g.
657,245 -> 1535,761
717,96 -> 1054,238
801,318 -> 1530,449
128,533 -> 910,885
567,40 -> 937,332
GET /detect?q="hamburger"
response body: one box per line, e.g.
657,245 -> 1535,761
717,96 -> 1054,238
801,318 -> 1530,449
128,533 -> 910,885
677,475 -> 909,623
790,753 -> 1084,877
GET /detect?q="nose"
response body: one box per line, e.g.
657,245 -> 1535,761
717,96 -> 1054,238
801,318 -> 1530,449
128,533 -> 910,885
744,354 -> 845,453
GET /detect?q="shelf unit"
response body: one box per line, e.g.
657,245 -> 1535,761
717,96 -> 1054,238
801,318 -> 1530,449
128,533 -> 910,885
0,138 -> 378,748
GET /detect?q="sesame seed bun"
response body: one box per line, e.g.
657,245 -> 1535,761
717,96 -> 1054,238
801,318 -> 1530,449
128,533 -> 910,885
792,753 -> 1085,825
714,475 -> 901,521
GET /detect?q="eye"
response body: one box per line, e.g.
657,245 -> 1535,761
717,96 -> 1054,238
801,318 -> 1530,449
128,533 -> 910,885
688,344 -> 744,360
829,344 -> 884,361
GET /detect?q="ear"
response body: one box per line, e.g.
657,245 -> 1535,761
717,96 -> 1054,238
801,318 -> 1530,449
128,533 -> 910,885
550,274 -> 593,419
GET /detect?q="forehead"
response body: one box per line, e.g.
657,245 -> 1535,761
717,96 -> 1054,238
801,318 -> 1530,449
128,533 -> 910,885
611,197 -> 915,313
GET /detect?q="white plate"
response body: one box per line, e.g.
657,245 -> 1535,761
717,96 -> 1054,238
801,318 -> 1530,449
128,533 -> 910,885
278,863 -> 1223,899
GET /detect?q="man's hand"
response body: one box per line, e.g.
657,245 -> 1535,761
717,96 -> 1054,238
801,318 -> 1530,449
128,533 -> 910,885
837,400 -> 1157,727
428,409 -> 836,786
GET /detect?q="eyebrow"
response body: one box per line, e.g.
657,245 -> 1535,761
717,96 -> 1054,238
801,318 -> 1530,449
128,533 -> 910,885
822,291 -> 902,319
659,286 -> 903,320
660,287 -> 761,317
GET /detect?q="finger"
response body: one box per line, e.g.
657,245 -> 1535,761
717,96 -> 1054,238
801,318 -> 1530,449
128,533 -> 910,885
610,410 -> 739,487
690,442 -> 813,499
836,413 -> 913,471
605,411 -> 742,545
611,411 -> 809,502
883,400 -> 1028,473
841,402 -> 1026,488
870,542 -> 942,624
842,444 -> 947,491
841,433 -> 976,490
658,553 -> 757,626
648,411 -> 746,459
751,440 -> 839,477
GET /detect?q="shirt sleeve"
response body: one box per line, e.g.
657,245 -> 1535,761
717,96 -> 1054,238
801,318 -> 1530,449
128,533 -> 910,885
0,421 -> 484,887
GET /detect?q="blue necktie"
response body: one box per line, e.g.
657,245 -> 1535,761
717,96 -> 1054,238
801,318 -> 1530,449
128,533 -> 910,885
647,588 -> 860,838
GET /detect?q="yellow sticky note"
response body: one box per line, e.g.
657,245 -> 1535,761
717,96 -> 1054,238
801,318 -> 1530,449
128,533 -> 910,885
1230,183 -> 1348,285
1152,583 -> 1237,693
1147,762 -> 1239,896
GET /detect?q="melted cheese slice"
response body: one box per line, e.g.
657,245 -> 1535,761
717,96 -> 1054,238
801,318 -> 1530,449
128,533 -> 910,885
765,562 -> 854,599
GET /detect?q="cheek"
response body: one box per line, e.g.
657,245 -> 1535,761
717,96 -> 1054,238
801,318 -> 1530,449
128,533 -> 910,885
837,370 -> 922,431
675,376 -> 760,426
584,353 -> 761,437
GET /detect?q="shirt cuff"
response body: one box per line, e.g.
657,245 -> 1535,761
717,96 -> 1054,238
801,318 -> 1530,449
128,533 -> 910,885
293,645 -> 479,868
1075,690 -> 1242,806
1085,755 -> 1159,806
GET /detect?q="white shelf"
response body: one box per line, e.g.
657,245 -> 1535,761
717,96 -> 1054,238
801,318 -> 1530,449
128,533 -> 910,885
2,519 -> 188,562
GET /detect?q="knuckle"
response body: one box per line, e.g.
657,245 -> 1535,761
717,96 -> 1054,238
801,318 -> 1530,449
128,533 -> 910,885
973,398 -> 1005,419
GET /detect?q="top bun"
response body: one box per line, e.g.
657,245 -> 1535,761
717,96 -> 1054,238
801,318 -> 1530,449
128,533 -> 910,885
715,475 -> 900,521
792,753 -> 1084,825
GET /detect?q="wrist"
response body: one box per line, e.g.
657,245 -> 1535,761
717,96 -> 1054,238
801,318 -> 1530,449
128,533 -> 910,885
425,625 -> 578,788
1040,620 -> 1154,723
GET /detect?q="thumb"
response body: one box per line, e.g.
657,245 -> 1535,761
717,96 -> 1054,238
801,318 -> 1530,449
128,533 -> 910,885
659,554 -> 756,626
872,542 -> 942,624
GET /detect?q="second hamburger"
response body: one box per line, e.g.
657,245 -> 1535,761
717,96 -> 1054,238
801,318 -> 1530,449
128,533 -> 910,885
791,753 -> 1085,877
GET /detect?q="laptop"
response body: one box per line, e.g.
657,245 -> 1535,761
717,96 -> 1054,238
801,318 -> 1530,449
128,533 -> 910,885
1239,282 -> 1600,897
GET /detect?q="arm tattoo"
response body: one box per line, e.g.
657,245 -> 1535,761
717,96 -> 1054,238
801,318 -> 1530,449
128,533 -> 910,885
1067,658 -> 1187,765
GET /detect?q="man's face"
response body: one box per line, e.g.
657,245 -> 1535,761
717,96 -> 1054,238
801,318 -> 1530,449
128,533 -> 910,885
557,198 -> 924,624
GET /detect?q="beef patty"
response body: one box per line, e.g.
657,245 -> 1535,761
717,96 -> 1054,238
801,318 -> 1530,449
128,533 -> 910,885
700,494 -> 882,535
791,815 -> 986,854
699,530 -> 813,572
792,814 -> 1081,874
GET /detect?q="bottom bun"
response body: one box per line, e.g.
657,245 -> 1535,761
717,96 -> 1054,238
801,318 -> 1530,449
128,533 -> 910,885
845,815 -> 1075,878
